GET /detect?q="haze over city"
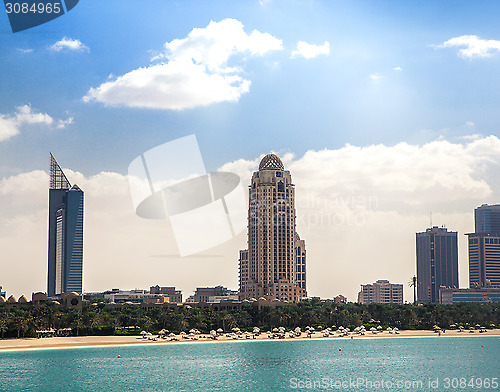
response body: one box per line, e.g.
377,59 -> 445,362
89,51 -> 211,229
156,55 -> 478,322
1,1 -> 500,302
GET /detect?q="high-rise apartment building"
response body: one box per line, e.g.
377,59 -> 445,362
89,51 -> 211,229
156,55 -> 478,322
239,154 -> 307,303
357,280 -> 403,304
47,154 -> 84,297
416,226 -> 458,303
468,204 -> 500,289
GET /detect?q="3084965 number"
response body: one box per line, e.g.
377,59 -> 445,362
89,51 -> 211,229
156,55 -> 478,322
443,377 -> 499,389
5,2 -> 62,14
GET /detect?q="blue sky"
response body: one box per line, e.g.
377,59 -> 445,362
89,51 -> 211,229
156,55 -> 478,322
1,0 -> 500,299
1,0 -> 500,174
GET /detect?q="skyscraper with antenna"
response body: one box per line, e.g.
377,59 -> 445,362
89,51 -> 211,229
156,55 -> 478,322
47,154 -> 84,297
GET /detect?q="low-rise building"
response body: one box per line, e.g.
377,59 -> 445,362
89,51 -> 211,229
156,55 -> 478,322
149,285 -> 182,303
439,287 -> 500,304
103,289 -> 170,304
192,286 -> 238,303
357,280 -> 403,304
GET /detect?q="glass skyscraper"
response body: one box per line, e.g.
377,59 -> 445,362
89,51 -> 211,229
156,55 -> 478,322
238,154 -> 307,303
47,154 -> 84,297
468,204 -> 500,289
416,226 -> 459,303
475,204 -> 500,235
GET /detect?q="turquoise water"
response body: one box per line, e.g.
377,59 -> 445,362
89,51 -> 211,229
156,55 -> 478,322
0,337 -> 499,391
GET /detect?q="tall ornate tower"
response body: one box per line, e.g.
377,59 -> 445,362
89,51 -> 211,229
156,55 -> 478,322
239,154 -> 307,303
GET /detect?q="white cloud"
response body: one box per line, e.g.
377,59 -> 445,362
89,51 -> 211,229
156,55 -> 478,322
393,66 -> 402,71
221,136 -> 500,300
0,105 -> 73,142
291,41 -> 330,59
465,121 -> 475,127
438,35 -> 500,58
3,136 -> 500,300
369,73 -> 382,81
50,37 -> 89,52
0,116 -> 19,142
459,133 -> 482,141
84,19 -> 283,110
16,48 -> 33,53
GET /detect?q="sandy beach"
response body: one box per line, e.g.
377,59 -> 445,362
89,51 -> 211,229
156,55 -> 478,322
1,329 -> 499,352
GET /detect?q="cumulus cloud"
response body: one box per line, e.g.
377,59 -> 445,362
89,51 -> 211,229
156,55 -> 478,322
221,136 -> 500,300
50,37 -> 89,52
223,137 -> 500,209
393,66 -> 402,71
438,35 -> 500,58
0,105 -> 73,142
291,41 -> 330,59
4,136 -> 500,300
84,19 -> 283,110
369,73 -> 382,81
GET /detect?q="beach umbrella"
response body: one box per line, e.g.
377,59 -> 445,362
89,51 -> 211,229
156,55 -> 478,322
377,326 -> 382,330
217,328 -> 223,334
140,331 -> 147,335
253,327 -> 260,333
272,328 -> 279,333
180,331 -> 186,335
294,327 -> 301,333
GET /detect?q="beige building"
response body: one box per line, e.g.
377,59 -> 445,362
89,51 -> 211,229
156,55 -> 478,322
239,154 -> 307,303
357,280 -> 403,304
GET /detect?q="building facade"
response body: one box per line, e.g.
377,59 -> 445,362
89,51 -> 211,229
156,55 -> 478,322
47,154 -> 84,297
468,204 -> 500,289
357,280 -> 403,304
416,226 -> 459,303
239,154 -> 307,303
149,286 -> 183,303
467,233 -> 500,288
439,287 -> 500,304
192,286 -> 237,303
475,204 -> 500,235
103,289 -> 169,304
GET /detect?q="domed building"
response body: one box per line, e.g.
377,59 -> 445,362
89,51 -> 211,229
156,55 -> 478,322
238,154 -> 307,303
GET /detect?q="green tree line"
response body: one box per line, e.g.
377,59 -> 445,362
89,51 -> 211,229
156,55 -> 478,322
1,300 -> 499,339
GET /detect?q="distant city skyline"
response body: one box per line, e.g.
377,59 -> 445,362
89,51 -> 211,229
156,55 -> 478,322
2,1 -> 500,301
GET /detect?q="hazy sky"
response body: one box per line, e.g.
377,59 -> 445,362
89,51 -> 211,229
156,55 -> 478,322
1,0 -> 500,301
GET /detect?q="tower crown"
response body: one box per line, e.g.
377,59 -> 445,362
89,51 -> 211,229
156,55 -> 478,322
259,154 -> 284,171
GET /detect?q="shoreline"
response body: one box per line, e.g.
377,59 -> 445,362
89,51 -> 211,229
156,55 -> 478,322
1,329 -> 499,353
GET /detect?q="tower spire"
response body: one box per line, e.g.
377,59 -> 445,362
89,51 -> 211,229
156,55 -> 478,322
50,153 -> 71,190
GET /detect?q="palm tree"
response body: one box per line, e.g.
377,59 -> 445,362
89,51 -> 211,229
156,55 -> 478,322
408,276 -> 418,304
0,318 -> 8,339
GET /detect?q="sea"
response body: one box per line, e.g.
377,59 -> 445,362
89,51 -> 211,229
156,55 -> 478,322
0,336 -> 499,391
